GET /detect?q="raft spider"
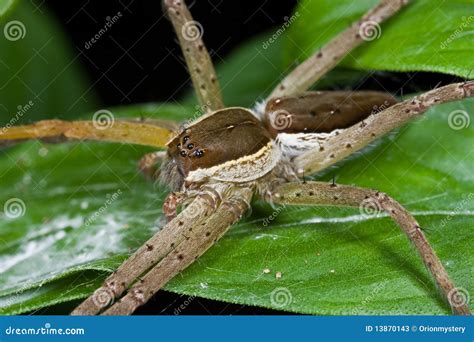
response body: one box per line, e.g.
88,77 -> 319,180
0,0 -> 471,315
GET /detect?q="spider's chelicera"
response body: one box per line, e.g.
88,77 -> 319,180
1,0 -> 472,315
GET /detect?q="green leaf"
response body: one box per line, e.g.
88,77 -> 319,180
0,271 -> 105,315
284,0 -> 474,78
0,0 -> 17,18
1,97 -> 472,314
0,14 -> 472,315
0,0 -> 98,126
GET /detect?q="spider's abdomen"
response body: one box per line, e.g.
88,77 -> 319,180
164,107 -> 279,188
263,91 -> 397,137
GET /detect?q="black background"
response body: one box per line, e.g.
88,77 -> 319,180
44,0 -> 298,107
42,0 -> 460,110
37,0 -> 462,315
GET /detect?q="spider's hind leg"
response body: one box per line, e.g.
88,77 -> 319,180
264,181 -> 471,315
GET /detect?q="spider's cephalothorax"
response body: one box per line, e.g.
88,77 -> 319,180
160,107 -> 278,191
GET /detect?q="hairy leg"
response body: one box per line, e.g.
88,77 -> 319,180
138,151 -> 167,180
0,119 -> 177,148
163,0 -> 224,111
102,186 -> 252,315
268,0 -> 409,99
71,184 -> 229,315
294,82 -> 473,175
265,181 -> 470,315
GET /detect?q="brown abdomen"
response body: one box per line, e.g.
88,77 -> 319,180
263,91 -> 397,137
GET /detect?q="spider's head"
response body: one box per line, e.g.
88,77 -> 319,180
160,107 -> 280,191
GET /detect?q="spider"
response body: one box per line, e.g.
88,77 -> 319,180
1,0 -> 472,315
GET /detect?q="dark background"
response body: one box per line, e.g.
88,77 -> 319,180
36,0 -> 461,315
42,0 -> 459,109
44,0 -> 299,107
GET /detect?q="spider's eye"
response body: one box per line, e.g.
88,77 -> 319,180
180,150 -> 187,157
183,136 -> 190,143
194,149 -> 204,158
187,143 -> 194,149
177,143 -> 181,148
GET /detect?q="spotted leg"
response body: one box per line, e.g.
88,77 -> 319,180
163,0 -> 224,111
162,191 -> 185,221
0,119 -> 177,148
102,185 -> 252,315
265,181 -> 470,315
71,184 -> 228,315
268,0 -> 409,99
294,82 -> 473,175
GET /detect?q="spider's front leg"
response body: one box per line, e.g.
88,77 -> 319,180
264,181 -> 471,315
102,185 -> 252,315
71,184 -> 229,315
163,0 -> 223,111
138,151 -> 167,180
0,119 -> 177,148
